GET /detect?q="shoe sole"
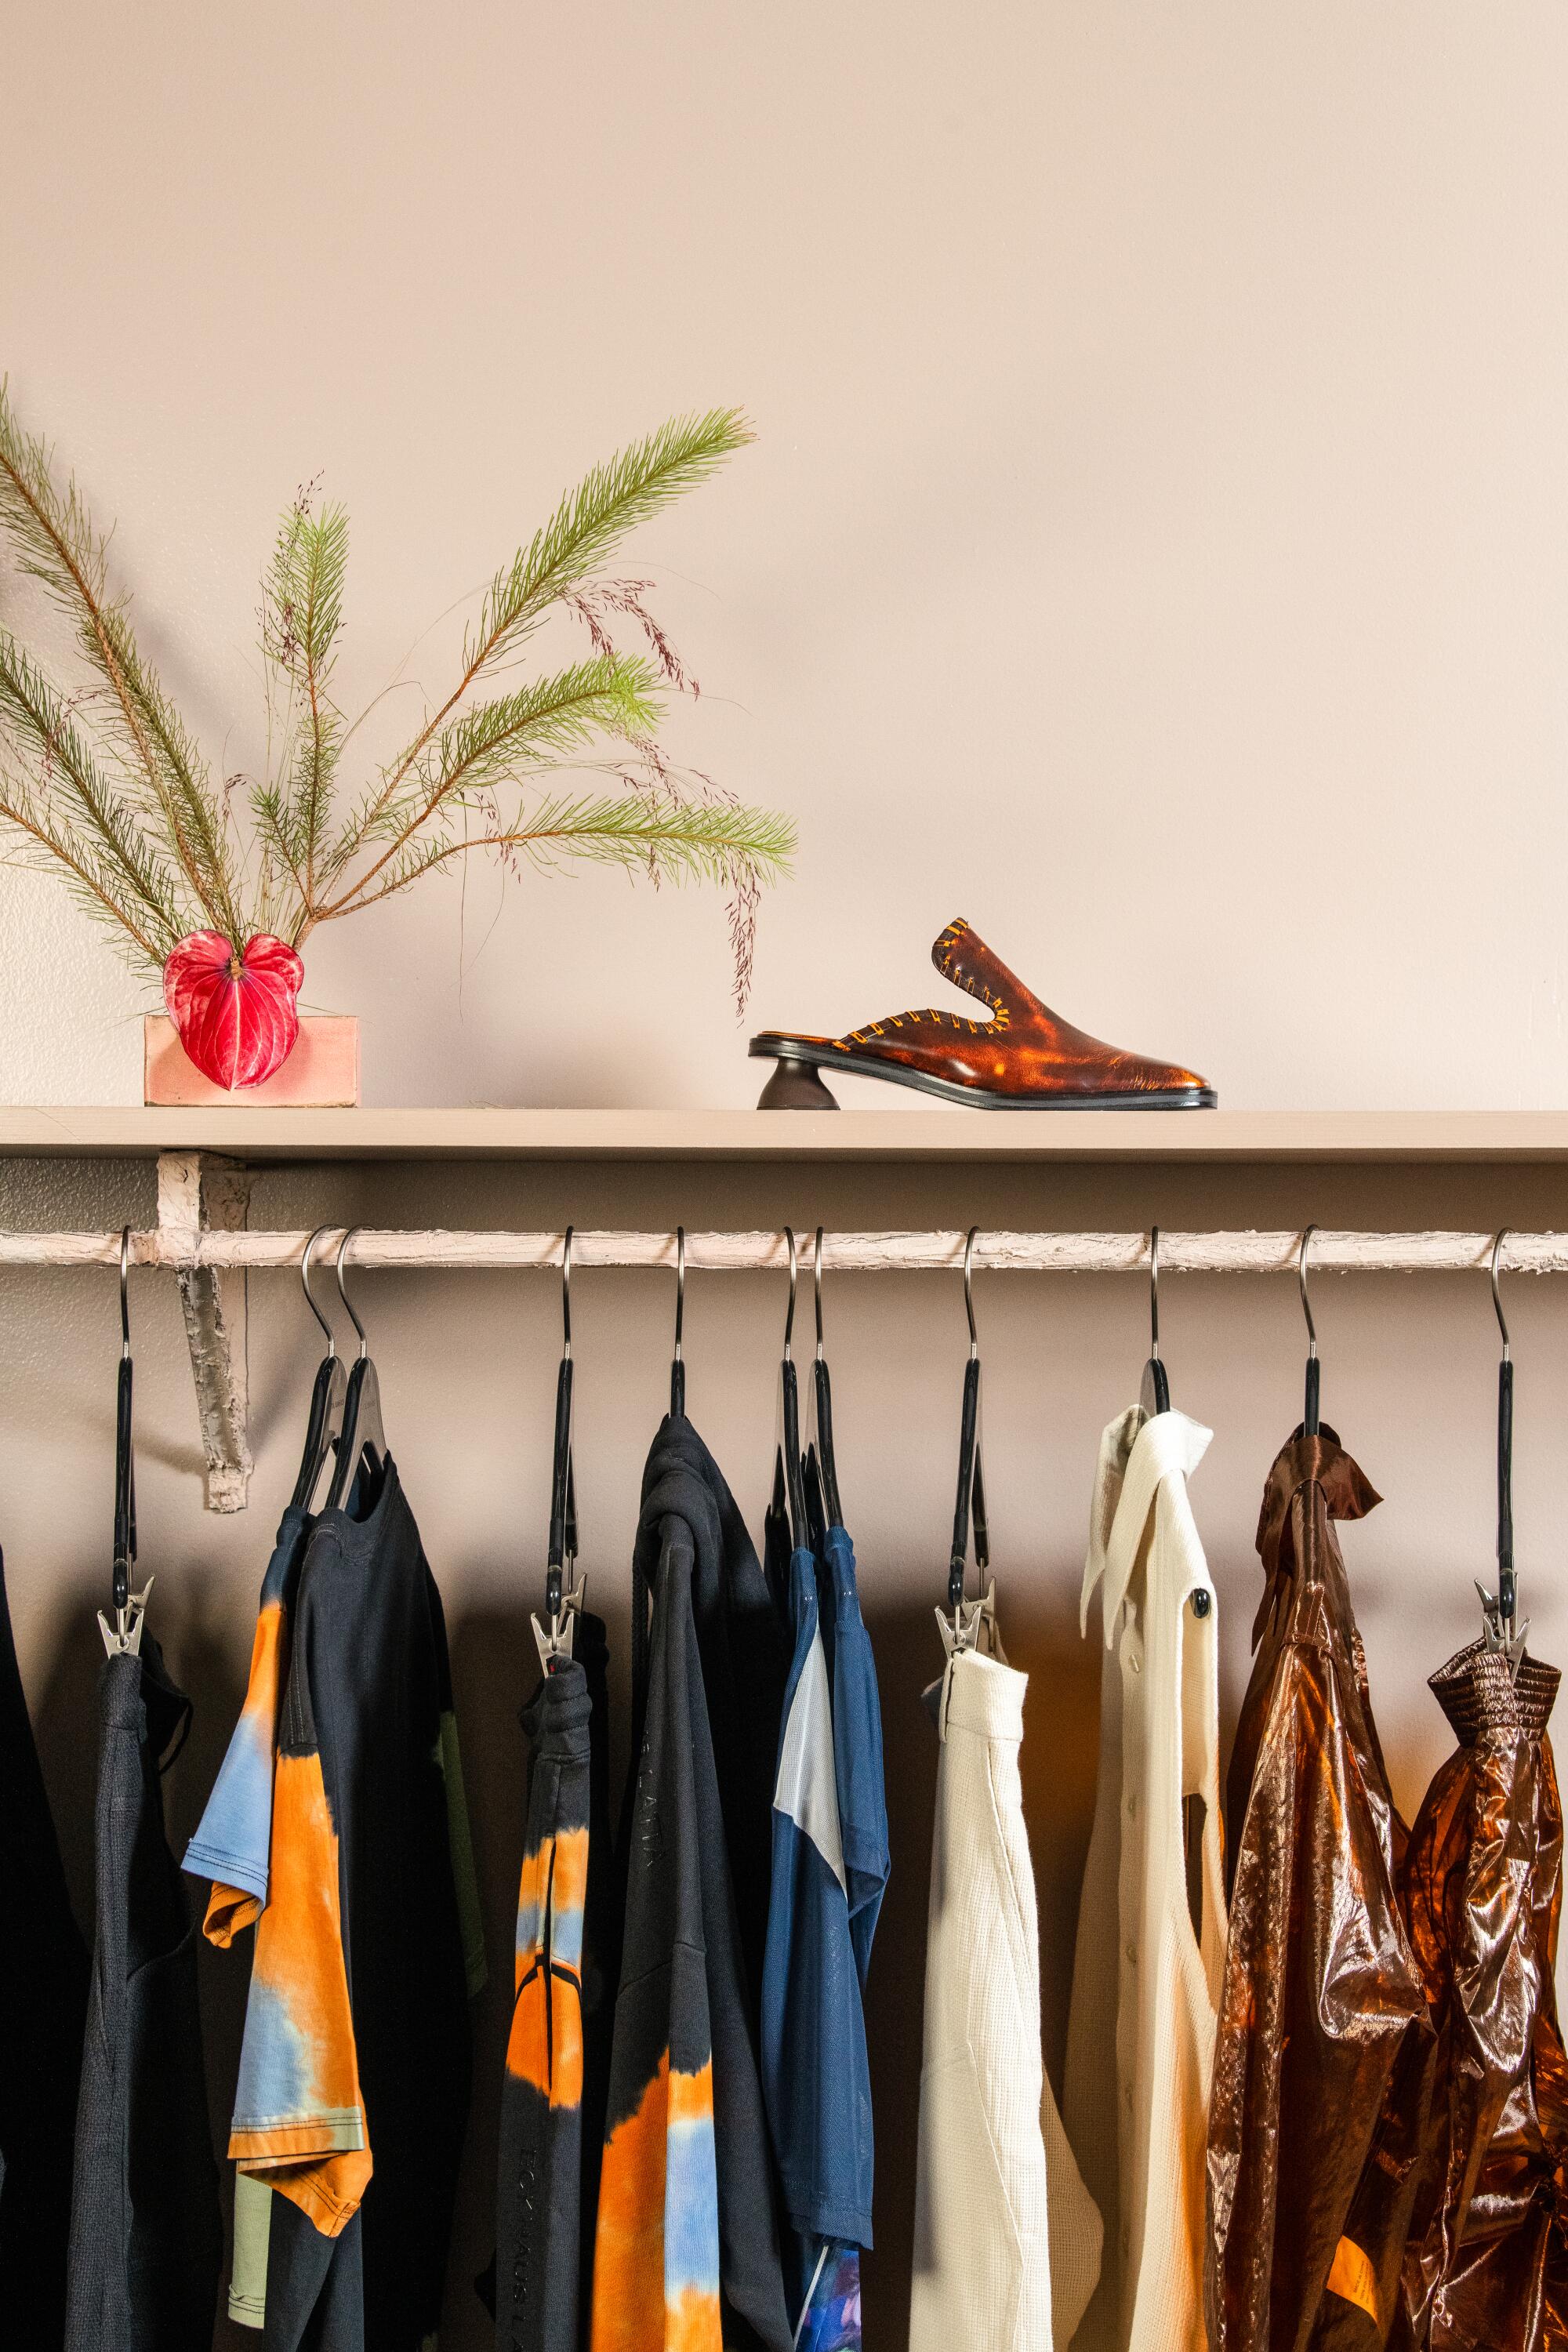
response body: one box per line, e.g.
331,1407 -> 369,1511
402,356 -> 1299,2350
749,1040 -> 1217,1111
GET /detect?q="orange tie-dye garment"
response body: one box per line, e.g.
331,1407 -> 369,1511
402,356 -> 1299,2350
184,1504 -> 311,1941
591,1419 -> 793,2352
184,1505 -> 368,2234
224,1534 -> 370,2239
495,1657 -> 594,2346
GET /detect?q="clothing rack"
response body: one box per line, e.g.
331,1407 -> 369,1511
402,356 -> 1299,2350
12,1185 -> 1565,1516
2,1225 -> 1566,1272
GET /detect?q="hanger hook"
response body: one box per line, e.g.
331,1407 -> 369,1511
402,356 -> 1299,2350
1148,1225 -> 1161,1362
335,1227 -> 369,1360
119,1223 -> 132,1357
1491,1229 -> 1512,1359
673,1225 -> 685,1363
964,1226 -> 980,1357
561,1225 -> 573,1358
782,1227 -> 798,1358
1298,1224 -> 1319,1356
814,1227 -> 827,1359
300,1225 -> 339,1355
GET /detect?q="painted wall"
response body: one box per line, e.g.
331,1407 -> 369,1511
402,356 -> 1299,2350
4,9 -> 1568,2347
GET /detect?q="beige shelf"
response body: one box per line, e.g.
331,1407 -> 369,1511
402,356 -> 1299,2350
0,1105 -> 1566,1162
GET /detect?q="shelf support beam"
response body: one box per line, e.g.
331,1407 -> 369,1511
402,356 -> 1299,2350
155,1151 -> 252,1513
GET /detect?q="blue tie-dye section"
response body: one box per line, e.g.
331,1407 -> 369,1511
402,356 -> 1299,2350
549,1888 -> 584,1970
795,2245 -> 862,2350
184,1688 -> 274,1902
184,1509 -> 308,1908
233,1971 -> 312,2127
232,1973 -> 366,2151
514,1889 -> 542,1959
663,2103 -> 721,2305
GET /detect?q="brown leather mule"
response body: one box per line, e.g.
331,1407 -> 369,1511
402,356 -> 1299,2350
750,919 -> 1216,1109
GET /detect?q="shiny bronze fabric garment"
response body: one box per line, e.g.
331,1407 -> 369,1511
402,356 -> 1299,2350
1206,1430 -> 1428,2352
1399,1638 -> 1568,2352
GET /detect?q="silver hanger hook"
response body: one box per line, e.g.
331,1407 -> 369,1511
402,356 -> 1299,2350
673,1225 -> 685,1364
782,1227 -> 798,1359
1298,1224 -> 1319,1358
300,1225 -> 339,1356
1148,1225 -> 1161,1363
814,1227 -> 827,1360
964,1226 -> 980,1358
335,1227 -> 369,1360
561,1225 -> 573,1359
119,1224 -> 132,1358
1491,1229 -> 1512,1359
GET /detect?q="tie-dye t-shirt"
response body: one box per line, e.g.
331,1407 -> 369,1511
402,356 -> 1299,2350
194,1461 -> 480,2350
183,1504 -> 310,1936
227,1615 -> 371,2238
592,1419 -> 793,2352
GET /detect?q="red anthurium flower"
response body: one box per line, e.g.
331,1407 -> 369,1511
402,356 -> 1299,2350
163,931 -> 305,1091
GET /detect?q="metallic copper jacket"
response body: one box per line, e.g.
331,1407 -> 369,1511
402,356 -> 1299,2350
1399,1638 -> 1568,2351
1206,1431 -> 1428,2352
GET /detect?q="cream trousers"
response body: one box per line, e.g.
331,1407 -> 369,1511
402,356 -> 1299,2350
911,1642 -> 1102,2352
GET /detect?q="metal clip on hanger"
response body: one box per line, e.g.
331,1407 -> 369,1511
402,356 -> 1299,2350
1475,1232 -> 1529,1675
1139,1225 -> 1171,1416
670,1225 -> 686,1419
941,1227 -> 993,1652
812,1227 -> 844,1530
534,1228 -> 583,1673
291,1224 -> 348,1512
324,1228 -> 387,1512
1299,1224 -> 1321,1437
100,1226 -> 153,1657
777,1229 -> 809,1551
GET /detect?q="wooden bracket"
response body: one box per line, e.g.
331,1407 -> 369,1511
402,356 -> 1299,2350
156,1150 -> 253,1513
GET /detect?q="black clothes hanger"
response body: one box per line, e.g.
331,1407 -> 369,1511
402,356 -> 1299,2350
1138,1225 -> 1171,1416
803,1443 -> 828,1558
100,1227 -> 152,1656
324,1227 -> 387,1512
812,1227 -> 844,1530
535,1229 -> 580,1672
1475,1231 -> 1528,1674
777,1229 -> 809,1552
944,1226 -> 991,1646
290,1224 -> 348,1512
1299,1224 -> 1322,1437
670,1225 -> 686,1419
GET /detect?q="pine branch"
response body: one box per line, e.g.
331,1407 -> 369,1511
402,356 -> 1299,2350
328,788 -> 794,916
331,408 -> 753,866
258,488 -> 348,891
0,752 -> 169,970
0,632 -> 189,951
310,655 -> 661,923
0,379 -> 241,936
460,409 -> 754,671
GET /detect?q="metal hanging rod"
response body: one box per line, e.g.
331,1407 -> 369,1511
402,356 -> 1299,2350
5,1227 -> 1568,1275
